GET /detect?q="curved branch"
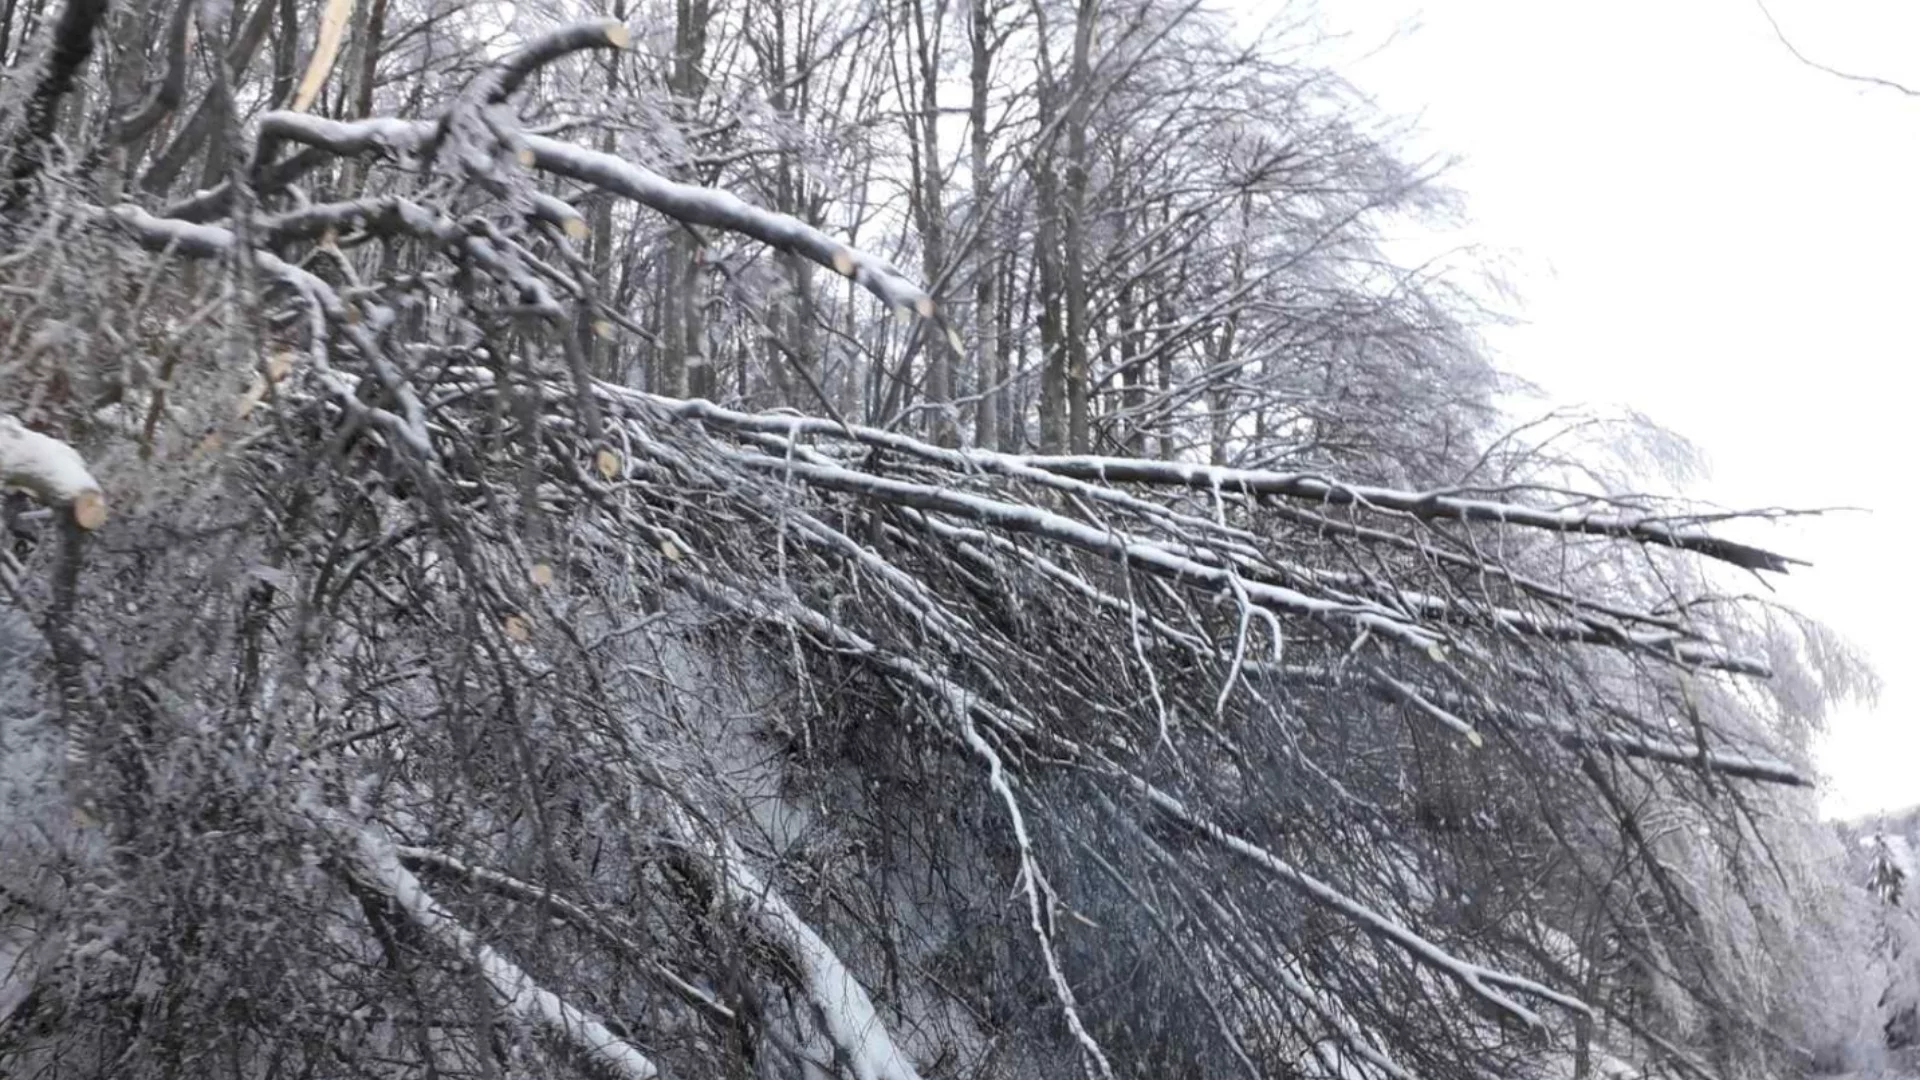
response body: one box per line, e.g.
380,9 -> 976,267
486,19 -> 630,103
5,0 -> 109,201
1755,0 -> 1920,97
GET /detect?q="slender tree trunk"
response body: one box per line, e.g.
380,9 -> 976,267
1062,0 -> 1096,454
662,0 -> 709,399
996,237 -> 1019,450
337,0 -> 388,194
1155,236 -> 1180,461
968,0 -> 1001,451
906,0 -> 953,442
1209,194 -> 1249,465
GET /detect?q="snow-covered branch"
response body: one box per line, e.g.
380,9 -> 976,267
593,391 -> 1799,573
395,845 -> 737,1022
483,20 -> 631,103
243,110 -> 933,318
0,416 -> 107,529
668,815 -> 923,1080
1003,457 -> 1804,574
517,134 -> 932,315
322,817 -> 661,1080
1128,778 -> 1592,1030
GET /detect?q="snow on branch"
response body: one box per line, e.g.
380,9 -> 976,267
243,111 -> 933,318
394,846 -> 737,1023
519,135 -> 931,316
1125,777 -> 1592,1031
589,391 -> 1799,574
321,817 -> 661,1080
1008,457 -> 1805,574
0,416 -> 107,529
484,20 -> 631,104
721,450 -> 1447,650
105,206 -> 435,456
670,814 -> 924,1080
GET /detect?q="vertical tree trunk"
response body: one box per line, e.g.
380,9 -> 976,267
662,0 -> 709,399
996,238 -> 1019,450
337,0 -> 388,194
968,0 -> 1001,451
906,0 -> 953,443
1030,12 -> 1065,453
1154,230 -> 1180,461
1061,0 -> 1096,454
1209,193 -> 1249,465
759,0 -> 818,410
1116,276 -> 1143,455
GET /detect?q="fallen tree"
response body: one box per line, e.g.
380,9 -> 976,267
0,12 -> 1871,1080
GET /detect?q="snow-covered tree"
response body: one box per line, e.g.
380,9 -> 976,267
0,1 -> 1883,1078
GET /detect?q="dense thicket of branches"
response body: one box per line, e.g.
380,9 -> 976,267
0,1 -> 1891,1079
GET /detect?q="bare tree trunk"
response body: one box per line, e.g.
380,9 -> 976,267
968,0 -> 1001,451
1155,234 -> 1180,461
904,0 -> 952,442
662,0 -> 710,399
997,234 -> 1019,450
337,0 -> 389,194
1062,0 -> 1096,454
1209,194 -> 1249,465
5,0 -> 108,205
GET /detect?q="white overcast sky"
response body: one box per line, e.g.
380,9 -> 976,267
1303,0 -> 1920,818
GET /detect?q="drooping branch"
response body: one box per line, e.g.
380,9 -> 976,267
667,813 -> 924,1080
1125,777 -> 1593,1030
684,572 -> 1593,1036
323,816 -> 663,1080
394,845 -> 737,1023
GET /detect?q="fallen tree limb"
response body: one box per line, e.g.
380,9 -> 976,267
318,812 -> 662,1080
0,416 -> 107,529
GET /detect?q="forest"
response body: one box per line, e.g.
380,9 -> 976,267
0,0 -> 1913,1077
